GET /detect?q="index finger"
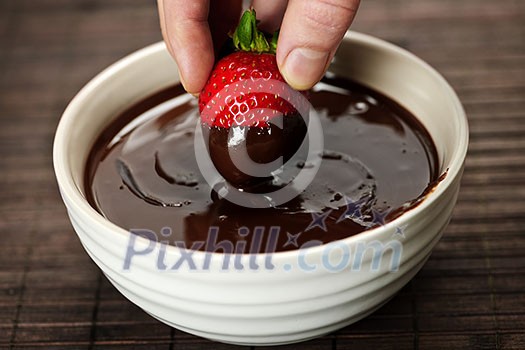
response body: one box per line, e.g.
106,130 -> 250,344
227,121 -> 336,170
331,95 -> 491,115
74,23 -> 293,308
158,0 -> 214,94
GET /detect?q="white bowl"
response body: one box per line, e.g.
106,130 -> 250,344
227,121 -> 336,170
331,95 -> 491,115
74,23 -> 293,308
53,32 -> 468,346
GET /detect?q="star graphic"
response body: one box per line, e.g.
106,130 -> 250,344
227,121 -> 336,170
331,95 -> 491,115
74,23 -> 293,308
393,225 -> 408,239
370,208 -> 390,226
284,232 -> 301,248
305,210 -> 332,232
337,196 -> 367,223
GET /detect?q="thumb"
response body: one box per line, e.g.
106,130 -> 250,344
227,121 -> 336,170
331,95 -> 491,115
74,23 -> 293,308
276,0 -> 360,90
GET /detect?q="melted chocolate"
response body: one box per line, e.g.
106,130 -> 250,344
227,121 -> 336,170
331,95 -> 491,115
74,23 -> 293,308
85,77 -> 440,252
203,112 -> 307,190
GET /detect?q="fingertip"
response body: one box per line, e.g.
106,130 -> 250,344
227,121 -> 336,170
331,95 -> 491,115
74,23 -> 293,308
276,0 -> 359,89
279,47 -> 329,90
178,72 -> 196,96
158,0 -> 214,95
178,58 -> 213,95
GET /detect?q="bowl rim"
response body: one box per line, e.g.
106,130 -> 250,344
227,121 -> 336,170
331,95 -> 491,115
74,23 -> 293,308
53,31 -> 469,261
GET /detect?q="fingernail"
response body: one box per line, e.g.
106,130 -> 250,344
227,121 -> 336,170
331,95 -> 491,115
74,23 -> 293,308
178,72 -> 190,93
179,73 -> 199,97
281,48 -> 329,90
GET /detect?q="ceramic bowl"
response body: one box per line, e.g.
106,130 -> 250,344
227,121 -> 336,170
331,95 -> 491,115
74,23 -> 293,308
53,32 -> 468,346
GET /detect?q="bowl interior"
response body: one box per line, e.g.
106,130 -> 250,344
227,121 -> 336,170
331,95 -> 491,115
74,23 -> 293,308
330,33 -> 467,174
56,42 -> 180,197
54,32 -> 468,237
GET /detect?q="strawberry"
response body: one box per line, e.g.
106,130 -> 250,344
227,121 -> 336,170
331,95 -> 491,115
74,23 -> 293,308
198,9 -> 308,191
198,9 -> 303,129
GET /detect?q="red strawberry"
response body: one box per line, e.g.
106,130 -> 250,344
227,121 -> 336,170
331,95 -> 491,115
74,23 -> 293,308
199,52 -> 300,128
199,9 -> 305,128
198,9 -> 308,191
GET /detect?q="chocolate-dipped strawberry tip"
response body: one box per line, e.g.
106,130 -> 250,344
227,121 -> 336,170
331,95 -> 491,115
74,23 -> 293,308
198,9 -> 309,190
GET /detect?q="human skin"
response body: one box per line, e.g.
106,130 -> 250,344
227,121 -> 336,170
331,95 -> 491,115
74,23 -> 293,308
157,0 -> 360,94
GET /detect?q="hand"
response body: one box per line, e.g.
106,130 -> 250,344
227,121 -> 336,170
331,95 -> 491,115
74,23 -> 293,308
158,0 -> 360,94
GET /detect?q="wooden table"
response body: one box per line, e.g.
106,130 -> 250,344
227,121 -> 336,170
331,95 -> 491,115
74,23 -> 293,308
1,0 -> 524,348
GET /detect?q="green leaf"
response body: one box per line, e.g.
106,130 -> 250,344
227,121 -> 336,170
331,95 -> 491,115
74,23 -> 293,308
233,9 -> 255,51
270,30 -> 279,54
232,9 -> 277,54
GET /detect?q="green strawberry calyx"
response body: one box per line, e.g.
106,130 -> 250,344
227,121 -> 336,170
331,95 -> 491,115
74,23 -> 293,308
232,9 -> 278,54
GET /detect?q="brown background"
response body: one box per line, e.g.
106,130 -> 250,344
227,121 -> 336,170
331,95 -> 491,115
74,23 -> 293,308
1,0 -> 524,349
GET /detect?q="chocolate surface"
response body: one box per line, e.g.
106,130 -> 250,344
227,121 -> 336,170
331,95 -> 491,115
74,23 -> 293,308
203,112 -> 307,190
85,77 -> 439,252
